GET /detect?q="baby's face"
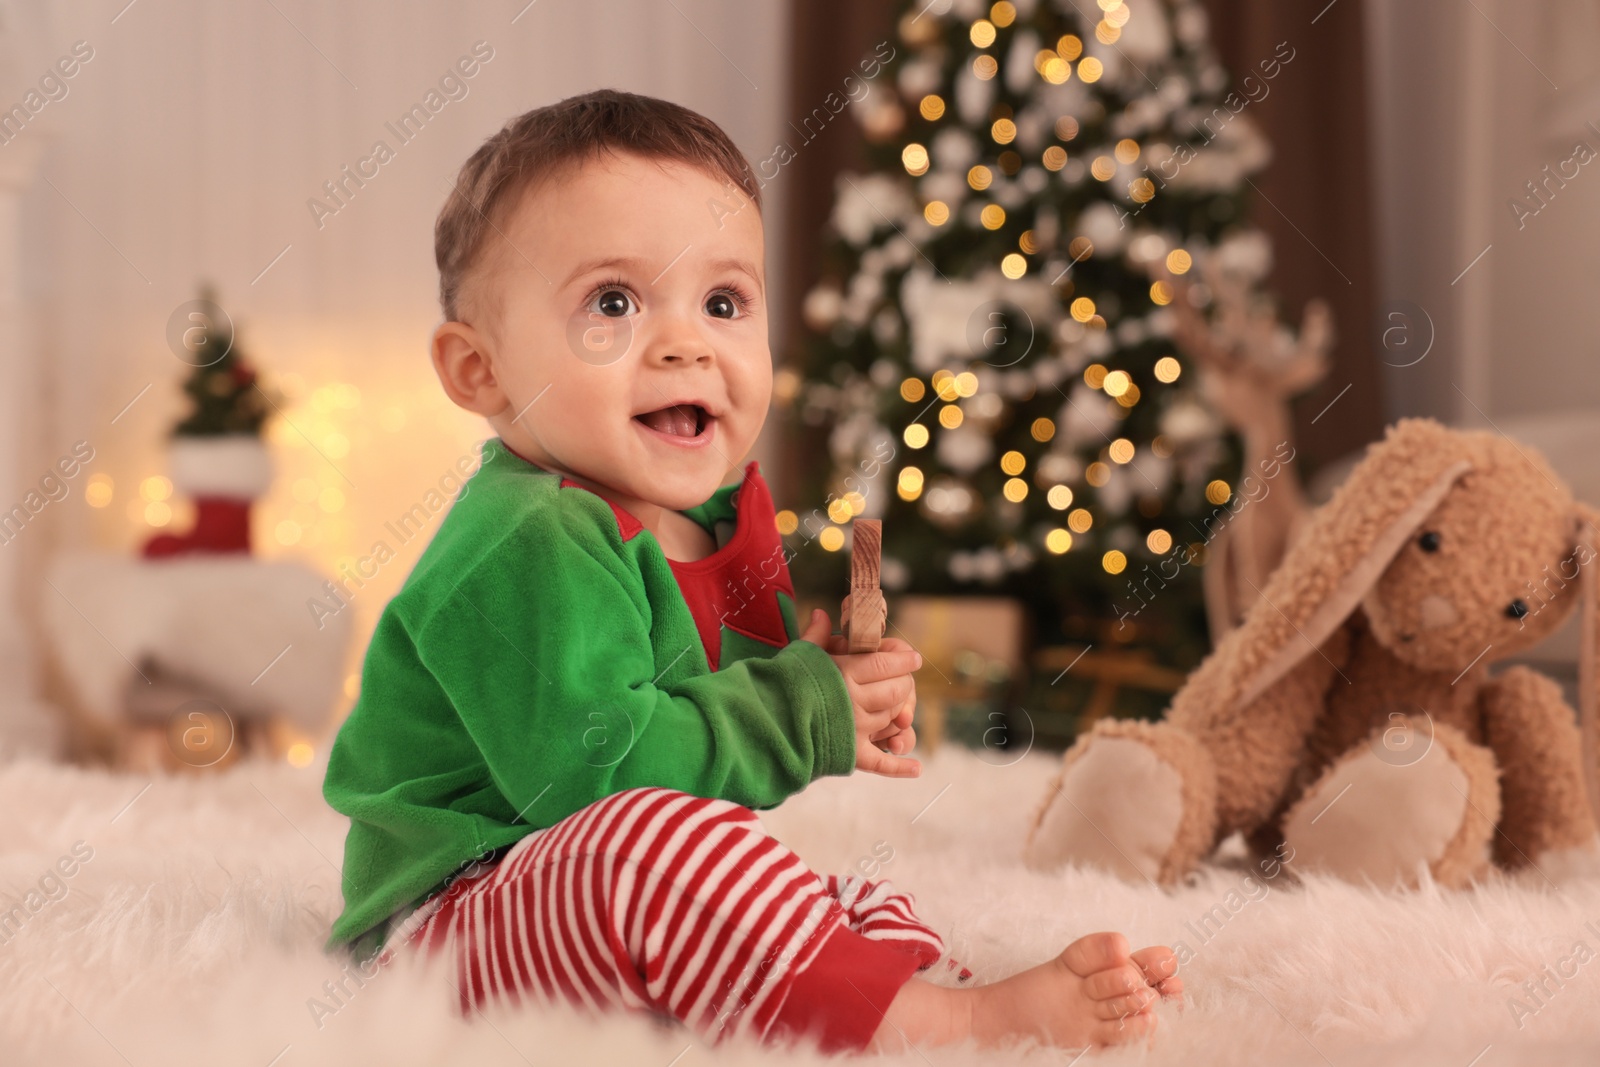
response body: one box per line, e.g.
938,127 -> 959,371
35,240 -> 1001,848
480,151 -> 770,511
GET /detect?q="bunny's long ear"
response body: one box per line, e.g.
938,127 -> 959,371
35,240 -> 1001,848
1226,420 -> 1473,710
1578,504 -> 1600,826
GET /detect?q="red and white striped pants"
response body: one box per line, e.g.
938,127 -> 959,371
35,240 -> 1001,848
393,786 -> 969,1053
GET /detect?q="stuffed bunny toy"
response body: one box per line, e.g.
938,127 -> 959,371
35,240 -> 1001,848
1022,418 -> 1600,888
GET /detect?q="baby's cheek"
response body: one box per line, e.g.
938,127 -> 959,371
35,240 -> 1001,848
546,374 -> 627,456
720,407 -> 765,459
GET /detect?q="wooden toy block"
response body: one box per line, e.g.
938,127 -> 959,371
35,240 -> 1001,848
839,519 -> 886,653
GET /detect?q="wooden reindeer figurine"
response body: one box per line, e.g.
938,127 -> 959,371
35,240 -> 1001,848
1163,261 -> 1333,642
839,519 -> 886,652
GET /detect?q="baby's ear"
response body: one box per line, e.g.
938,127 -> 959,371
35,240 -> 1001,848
431,321 -> 507,417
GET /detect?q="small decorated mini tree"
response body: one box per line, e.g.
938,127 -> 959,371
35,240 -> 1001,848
143,288 -> 276,557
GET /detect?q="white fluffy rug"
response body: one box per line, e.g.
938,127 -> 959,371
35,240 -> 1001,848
4,744 -> 1600,1066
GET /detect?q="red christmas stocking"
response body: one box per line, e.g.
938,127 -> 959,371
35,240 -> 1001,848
142,495 -> 253,557
141,436 -> 271,559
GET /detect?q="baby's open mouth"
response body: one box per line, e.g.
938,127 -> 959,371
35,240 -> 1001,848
634,404 -> 709,439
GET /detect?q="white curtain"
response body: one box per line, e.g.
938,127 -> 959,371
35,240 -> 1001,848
1365,0 -> 1600,443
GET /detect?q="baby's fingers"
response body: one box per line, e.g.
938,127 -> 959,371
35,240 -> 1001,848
892,684 -> 915,729
844,647 -> 922,683
881,724 -> 916,755
857,739 -> 921,778
798,608 -> 834,647
851,674 -> 914,714
798,608 -> 852,655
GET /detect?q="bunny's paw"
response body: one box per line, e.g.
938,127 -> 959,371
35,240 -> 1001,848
1023,722 -> 1214,883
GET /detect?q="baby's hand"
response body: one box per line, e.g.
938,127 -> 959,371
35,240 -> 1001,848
798,608 -> 922,778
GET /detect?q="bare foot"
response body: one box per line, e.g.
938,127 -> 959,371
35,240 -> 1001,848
867,933 -> 1182,1054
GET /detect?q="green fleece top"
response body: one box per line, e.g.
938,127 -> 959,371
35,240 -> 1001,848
322,437 -> 856,953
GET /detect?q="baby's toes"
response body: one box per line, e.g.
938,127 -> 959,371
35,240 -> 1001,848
1060,932 -> 1133,978
1083,963 -> 1147,1001
1092,1009 -> 1157,1045
1095,989 -> 1157,1020
1130,945 -> 1178,984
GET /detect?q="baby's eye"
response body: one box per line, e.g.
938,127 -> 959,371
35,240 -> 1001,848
705,292 -> 743,320
590,288 -> 636,318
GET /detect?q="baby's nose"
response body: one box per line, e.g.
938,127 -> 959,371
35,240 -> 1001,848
1417,594 -> 1458,631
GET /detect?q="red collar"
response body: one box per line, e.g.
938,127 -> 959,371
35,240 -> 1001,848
495,440 -> 790,670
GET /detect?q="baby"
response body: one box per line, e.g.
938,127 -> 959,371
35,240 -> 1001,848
323,88 -> 1181,1055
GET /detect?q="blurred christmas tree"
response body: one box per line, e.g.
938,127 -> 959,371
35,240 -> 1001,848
173,288 -> 269,437
144,288 -> 277,558
784,0 -> 1281,721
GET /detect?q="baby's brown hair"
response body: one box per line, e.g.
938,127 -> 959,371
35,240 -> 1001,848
434,88 -> 762,324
